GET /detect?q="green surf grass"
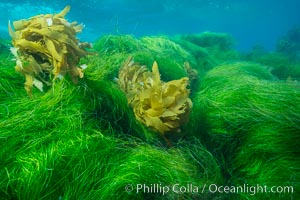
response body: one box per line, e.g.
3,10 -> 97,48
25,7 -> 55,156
1,33 -> 299,200
190,62 -> 300,199
0,77 -> 222,199
0,35 -> 223,199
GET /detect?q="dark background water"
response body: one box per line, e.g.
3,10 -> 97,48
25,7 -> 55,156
1,0 -> 299,51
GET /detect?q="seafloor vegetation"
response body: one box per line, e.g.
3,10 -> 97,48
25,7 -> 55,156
0,7 -> 300,200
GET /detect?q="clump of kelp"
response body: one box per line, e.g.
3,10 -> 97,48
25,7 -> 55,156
118,56 -> 192,135
8,5 -> 90,97
1,15 -> 300,200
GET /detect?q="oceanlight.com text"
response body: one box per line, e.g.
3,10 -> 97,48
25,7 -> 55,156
125,183 -> 294,196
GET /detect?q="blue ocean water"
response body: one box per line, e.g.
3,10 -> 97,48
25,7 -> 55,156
1,0 -> 299,51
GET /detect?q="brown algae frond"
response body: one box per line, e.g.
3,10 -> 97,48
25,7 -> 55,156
8,5 -> 91,96
118,56 -> 192,134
